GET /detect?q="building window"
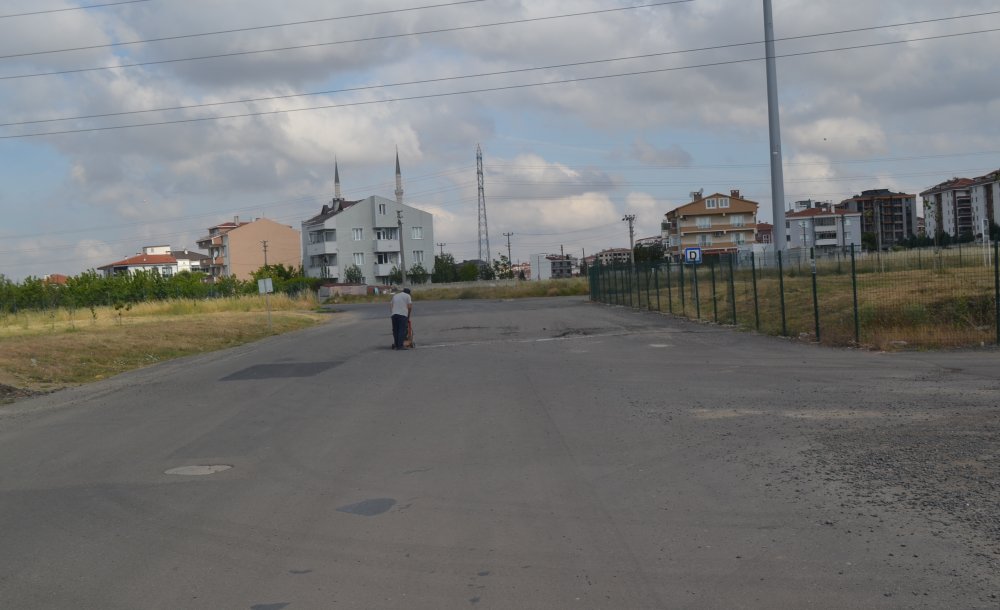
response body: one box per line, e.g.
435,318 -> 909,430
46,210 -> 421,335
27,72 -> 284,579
698,235 -> 712,246
411,227 -> 423,239
718,197 -> 730,208
730,215 -> 745,227
378,203 -> 387,215
706,199 -> 717,209
325,230 -> 336,242
377,252 -> 394,265
412,250 -> 424,264
697,217 -> 711,229
733,233 -> 746,245
354,253 -> 364,266
352,228 -> 364,241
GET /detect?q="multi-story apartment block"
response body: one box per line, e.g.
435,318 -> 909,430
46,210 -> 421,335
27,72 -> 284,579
196,217 -> 301,280
661,190 -> 758,258
595,248 -> 632,266
530,254 -> 576,279
785,205 -> 862,254
301,158 -> 434,284
838,189 -> 918,250
971,168 -> 1000,238
98,245 -> 180,278
920,178 -> 975,242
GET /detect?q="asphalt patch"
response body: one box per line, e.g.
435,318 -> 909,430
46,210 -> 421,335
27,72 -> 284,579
221,362 -> 340,381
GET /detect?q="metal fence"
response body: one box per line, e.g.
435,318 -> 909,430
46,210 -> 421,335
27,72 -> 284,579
589,242 -> 1000,350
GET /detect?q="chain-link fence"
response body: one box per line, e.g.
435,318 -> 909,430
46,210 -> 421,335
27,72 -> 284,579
590,242 -> 1000,350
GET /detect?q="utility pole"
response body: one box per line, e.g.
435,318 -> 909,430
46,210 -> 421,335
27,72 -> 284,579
260,240 -> 271,332
397,211 -> 407,286
763,0 -> 787,251
503,232 -> 514,265
437,242 -> 447,257
261,240 -> 269,267
622,214 -> 637,264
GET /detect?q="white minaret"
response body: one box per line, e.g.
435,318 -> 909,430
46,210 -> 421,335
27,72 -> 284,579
334,158 -> 342,200
395,148 -> 404,206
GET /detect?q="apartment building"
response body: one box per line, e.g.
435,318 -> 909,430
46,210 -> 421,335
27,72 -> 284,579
785,206 -> 862,254
301,158 -> 434,284
98,245 -> 179,278
196,217 -> 301,280
838,189 -> 918,250
971,169 -> 1000,238
595,248 -> 632,266
530,254 -> 576,279
661,190 -> 758,258
919,178 -> 975,242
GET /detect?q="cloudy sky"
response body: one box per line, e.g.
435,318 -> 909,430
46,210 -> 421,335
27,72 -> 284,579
1,0 -> 998,280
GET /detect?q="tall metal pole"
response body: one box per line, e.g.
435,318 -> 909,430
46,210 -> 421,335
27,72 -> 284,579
503,232 -> 514,277
764,0 -> 787,250
477,144 -> 491,264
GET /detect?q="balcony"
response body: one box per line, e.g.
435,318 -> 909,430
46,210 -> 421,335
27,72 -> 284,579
815,238 -> 840,247
305,265 -> 339,279
374,263 -> 397,277
212,256 -> 225,266
374,239 -> 400,252
306,241 -> 338,257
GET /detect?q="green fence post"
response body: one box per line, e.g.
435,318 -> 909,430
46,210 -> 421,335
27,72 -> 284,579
851,247 -> 860,345
811,247 -> 820,343
654,262 -> 661,312
679,262 -> 686,316
710,260 -> 718,323
994,239 -> 999,346
666,260 -> 673,314
728,254 -> 737,325
778,250 -> 787,336
693,264 -> 701,320
752,251 -> 760,331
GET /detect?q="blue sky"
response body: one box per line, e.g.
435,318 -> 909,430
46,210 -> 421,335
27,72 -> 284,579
1,0 -> 998,280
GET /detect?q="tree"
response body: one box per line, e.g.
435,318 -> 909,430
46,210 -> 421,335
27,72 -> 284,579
861,232 -> 878,252
492,255 -> 513,279
633,242 -> 665,263
407,263 -> 430,284
432,254 -> 458,283
458,262 -> 479,282
388,266 -> 403,285
478,262 -> 496,281
344,264 -> 364,284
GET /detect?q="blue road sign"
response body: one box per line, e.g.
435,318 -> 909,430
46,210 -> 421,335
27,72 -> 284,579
684,247 -> 703,265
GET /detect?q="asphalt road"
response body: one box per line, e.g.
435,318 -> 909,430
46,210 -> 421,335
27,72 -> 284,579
1,296 -> 998,609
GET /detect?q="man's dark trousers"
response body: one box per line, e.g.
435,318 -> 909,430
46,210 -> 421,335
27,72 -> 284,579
392,314 -> 408,349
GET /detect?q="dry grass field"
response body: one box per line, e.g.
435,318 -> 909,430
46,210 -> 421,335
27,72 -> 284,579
0,294 -> 325,398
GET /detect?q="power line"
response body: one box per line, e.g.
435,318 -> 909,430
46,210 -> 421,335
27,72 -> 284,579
0,0 -> 153,19
0,0 -> 492,60
2,8 -> 994,129
5,25 -> 998,140
0,0 -> 694,79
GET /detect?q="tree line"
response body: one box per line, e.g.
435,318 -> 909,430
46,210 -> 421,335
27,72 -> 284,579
0,264 -> 317,314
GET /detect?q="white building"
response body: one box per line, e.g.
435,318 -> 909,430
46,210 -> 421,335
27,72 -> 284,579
971,169 -> 1000,239
785,206 -> 863,254
301,157 -> 434,284
921,178 -> 975,241
530,254 -> 576,280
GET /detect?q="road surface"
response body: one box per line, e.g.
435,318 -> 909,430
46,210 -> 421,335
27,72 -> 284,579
1,297 -> 997,608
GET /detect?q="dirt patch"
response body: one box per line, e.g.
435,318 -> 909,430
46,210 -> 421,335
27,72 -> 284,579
0,383 -> 46,405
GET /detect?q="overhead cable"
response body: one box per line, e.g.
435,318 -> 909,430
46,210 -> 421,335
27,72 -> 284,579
0,0 -> 153,19
2,26 -> 997,140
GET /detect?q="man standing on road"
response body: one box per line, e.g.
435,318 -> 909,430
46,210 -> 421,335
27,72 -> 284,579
390,288 -> 413,350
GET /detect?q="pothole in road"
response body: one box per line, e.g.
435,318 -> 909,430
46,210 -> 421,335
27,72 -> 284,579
165,465 -> 233,476
336,498 -> 396,517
